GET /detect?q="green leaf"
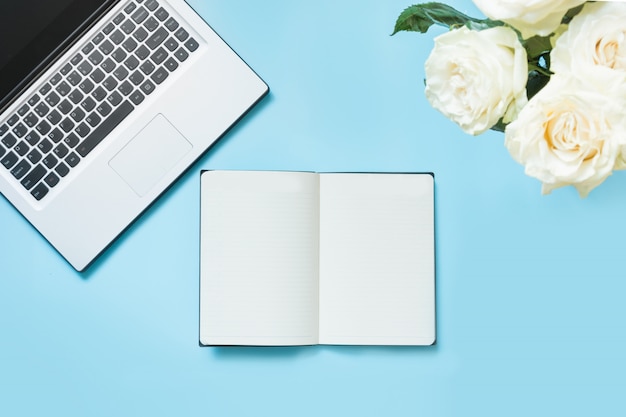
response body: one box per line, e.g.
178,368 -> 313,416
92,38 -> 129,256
523,35 -> 553,61
391,2 -> 498,35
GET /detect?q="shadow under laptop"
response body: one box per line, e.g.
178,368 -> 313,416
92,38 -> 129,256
74,93 -> 274,281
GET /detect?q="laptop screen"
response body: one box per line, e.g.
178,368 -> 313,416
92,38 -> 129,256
0,0 -> 118,111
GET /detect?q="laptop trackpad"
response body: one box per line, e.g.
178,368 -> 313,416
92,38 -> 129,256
109,114 -> 193,197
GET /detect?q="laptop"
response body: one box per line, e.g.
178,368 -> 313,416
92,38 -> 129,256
0,0 -> 268,271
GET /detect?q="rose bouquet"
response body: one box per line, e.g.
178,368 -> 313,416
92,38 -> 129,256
393,1 -> 626,197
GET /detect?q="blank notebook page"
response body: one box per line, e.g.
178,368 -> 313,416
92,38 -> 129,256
318,173 -> 435,345
200,171 -> 320,346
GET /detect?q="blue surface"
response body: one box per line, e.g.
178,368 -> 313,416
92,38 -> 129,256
2,0 -> 626,415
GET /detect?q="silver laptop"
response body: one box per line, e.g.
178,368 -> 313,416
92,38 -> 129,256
0,0 -> 268,271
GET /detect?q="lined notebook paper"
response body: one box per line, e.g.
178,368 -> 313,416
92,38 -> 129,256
199,170 -> 436,346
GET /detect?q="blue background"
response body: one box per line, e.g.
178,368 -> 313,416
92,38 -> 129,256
2,0 -> 626,415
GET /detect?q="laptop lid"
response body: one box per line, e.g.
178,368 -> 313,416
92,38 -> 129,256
0,0 -> 118,113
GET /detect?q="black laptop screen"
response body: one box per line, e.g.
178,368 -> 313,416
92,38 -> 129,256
0,0 -> 118,110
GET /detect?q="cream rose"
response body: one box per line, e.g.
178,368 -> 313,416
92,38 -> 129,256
424,26 -> 528,136
551,2 -> 626,84
504,75 -> 626,197
472,0 -> 586,39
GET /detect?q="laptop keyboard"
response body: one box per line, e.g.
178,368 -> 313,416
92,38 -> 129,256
0,0 -> 199,201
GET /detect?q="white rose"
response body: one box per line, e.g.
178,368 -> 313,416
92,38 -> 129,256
551,2 -> 626,85
504,75 -> 626,197
424,26 -> 528,136
472,0 -> 586,39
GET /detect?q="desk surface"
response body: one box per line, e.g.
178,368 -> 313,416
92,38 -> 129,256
2,1 -> 625,416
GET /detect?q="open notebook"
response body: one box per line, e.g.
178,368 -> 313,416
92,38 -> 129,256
199,170 -> 436,346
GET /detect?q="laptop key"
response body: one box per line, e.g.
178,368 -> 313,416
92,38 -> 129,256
146,27 -> 168,49
103,75 -> 118,91
46,110 -> 62,125
124,55 -> 140,70
68,89 -> 84,105
110,29 -> 125,45
36,121 -> 51,136
46,92 -> 60,106
145,0 -> 159,12
164,37 -> 178,52
118,81 -> 133,96
64,133 -> 80,148
144,17 -> 159,32
25,131 -> 40,146
185,38 -> 199,52
79,78 -> 95,94
14,141 -> 29,156
65,152 -> 80,168
28,94 -> 41,106
129,71 -> 144,86
174,27 -> 188,42
111,47 -> 127,63
42,154 -> 58,169
140,60 -> 155,75
24,113 -> 39,128
107,91 -> 123,106
165,17 -> 179,32
75,123 -> 91,138
67,71 -> 82,87
103,23 -> 115,35
89,50 -> 104,66
140,79 -> 155,95
86,112 -> 101,128
99,40 -> 114,55
1,151 -> 18,169
155,7 -> 169,21
7,114 -> 20,126
101,58 -> 116,73
129,90 -> 144,106
55,162 -> 70,177
164,57 -> 178,72
150,47 -> 167,65
44,172 -> 60,188
1,133 -> 17,148
133,26 -> 149,42
150,67 -> 168,85
39,83 -> 52,96
114,12 -> 126,25
73,105 -> 88,120
90,68 -> 106,84
60,118 -> 75,133
76,100 -> 133,157
27,149 -> 42,163
97,102 -> 112,117
82,42 -> 95,55
92,86 -> 108,101
54,143 -> 69,158
47,128 -> 63,143
50,73 -> 62,85
17,104 -> 30,116
13,123 -> 28,138
132,7 -> 149,24
38,139 -> 53,153
122,37 -> 137,52
31,183 -> 49,200
59,99 -> 73,114
21,164 -> 47,189
34,102 -> 49,117
11,160 -> 31,179
114,65 -> 130,81
135,45 -> 150,60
